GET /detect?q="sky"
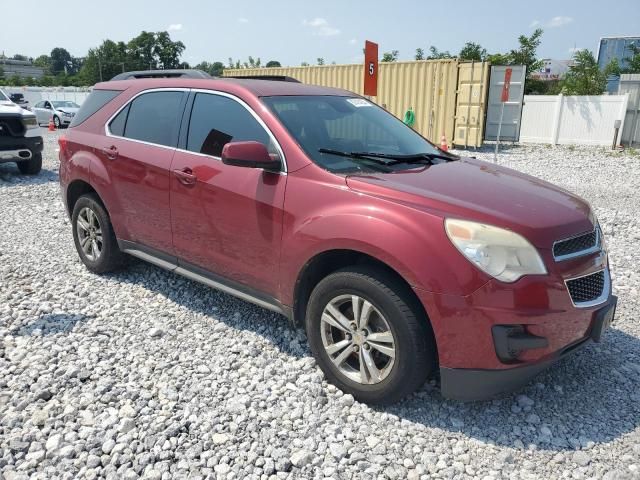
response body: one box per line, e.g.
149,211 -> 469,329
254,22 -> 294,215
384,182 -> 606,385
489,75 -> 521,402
1,0 -> 639,66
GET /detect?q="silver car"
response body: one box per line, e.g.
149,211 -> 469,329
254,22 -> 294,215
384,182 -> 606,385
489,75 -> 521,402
32,100 -> 80,128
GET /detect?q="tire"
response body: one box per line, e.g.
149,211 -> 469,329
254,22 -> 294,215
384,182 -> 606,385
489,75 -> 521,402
53,115 -> 61,129
71,193 -> 126,273
17,152 -> 42,175
306,266 -> 436,404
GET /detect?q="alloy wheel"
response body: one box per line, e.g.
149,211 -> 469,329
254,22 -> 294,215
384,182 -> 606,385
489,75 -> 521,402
76,207 -> 103,261
320,294 -> 396,384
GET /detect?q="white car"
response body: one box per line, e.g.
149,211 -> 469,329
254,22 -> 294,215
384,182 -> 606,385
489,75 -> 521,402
32,100 -> 80,128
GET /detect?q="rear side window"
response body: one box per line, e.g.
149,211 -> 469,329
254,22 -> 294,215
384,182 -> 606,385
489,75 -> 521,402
186,93 -> 270,157
118,91 -> 185,147
69,89 -> 121,127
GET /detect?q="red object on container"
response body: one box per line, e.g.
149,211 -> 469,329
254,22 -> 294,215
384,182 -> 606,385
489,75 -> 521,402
363,41 -> 378,97
501,68 -> 513,102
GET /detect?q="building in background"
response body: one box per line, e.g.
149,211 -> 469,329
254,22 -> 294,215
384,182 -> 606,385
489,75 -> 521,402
530,59 -> 573,81
597,36 -> 640,92
0,57 -> 45,80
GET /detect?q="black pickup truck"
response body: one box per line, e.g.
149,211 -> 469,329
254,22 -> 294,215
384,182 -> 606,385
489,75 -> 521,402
0,89 -> 43,174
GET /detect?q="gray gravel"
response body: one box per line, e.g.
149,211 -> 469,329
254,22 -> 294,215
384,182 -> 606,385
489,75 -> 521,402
1,131 -> 639,479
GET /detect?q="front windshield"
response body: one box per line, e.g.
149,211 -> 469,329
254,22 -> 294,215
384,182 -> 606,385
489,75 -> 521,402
262,95 -> 441,173
52,101 -> 80,109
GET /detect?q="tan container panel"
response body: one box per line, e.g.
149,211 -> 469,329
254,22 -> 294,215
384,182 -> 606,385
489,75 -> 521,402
453,61 -> 490,148
225,60 -> 460,145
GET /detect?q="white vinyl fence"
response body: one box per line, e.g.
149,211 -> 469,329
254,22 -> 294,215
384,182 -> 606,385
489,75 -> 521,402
0,87 -> 91,106
519,94 -> 629,146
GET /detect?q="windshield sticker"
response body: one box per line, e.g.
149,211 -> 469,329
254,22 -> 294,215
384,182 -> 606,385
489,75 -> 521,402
347,98 -> 373,107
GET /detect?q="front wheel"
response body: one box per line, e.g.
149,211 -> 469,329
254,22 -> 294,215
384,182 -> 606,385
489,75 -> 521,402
306,266 -> 436,404
53,115 -> 61,129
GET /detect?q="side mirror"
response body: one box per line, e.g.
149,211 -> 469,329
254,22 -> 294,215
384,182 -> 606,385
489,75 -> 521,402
221,141 -> 281,172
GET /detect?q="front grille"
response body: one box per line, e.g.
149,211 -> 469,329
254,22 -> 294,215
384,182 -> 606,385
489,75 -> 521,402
553,228 -> 599,260
566,270 -> 606,305
0,118 -> 25,137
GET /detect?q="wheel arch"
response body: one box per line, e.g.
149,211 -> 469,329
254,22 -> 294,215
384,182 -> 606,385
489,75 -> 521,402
66,179 -> 105,216
293,249 -> 436,344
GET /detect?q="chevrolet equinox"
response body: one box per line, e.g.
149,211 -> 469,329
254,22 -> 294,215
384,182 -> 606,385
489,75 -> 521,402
58,73 -> 616,403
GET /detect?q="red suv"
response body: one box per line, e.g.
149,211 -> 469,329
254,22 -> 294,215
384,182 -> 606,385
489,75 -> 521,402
59,73 -> 616,403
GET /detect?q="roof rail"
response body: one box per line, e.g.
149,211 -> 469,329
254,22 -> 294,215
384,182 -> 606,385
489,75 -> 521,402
110,69 -> 212,81
225,75 -> 301,83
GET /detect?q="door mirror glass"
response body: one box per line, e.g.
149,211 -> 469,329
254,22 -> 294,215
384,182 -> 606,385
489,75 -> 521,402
221,141 -> 281,171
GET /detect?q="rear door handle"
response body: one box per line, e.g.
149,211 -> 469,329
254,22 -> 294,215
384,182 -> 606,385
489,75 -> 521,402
101,146 -> 118,160
173,168 -> 197,186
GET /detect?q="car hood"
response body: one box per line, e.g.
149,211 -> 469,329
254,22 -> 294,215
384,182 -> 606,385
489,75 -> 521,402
345,157 -> 594,249
0,101 -> 32,115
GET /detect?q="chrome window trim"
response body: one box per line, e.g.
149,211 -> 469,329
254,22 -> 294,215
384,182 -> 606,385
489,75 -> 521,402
553,227 -> 601,262
104,87 -> 287,174
564,267 -> 610,308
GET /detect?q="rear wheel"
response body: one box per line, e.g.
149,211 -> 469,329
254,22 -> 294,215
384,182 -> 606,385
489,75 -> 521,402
71,194 -> 126,273
17,152 -> 42,175
306,266 -> 436,404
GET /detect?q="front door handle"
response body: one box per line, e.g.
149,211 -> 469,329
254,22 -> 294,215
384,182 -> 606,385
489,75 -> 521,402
173,168 -> 197,186
101,146 -> 118,160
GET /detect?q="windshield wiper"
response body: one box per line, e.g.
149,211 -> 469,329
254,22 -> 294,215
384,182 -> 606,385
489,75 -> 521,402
353,151 -> 458,164
318,148 -> 394,172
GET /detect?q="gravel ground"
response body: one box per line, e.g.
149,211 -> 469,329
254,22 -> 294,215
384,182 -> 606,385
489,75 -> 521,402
1,131 -> 639,480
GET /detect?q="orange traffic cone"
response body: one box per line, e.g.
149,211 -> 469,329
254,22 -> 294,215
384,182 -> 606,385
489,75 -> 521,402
440,133 -> 448,152
48,118 -> 56,131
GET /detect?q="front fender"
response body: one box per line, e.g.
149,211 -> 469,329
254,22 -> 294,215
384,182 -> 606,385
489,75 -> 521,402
279,176 -> 491,306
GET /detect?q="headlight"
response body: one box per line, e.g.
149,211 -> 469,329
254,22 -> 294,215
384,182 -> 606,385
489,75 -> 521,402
22,116 -> 39,130
62,112 -> 73,117
445,219 -> 547,283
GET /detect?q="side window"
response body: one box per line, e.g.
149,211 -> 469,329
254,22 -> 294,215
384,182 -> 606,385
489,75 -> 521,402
35,101 -> 43,108
121,91 -> 185,147
109,104 -> 130,137
186,93 -> 271,157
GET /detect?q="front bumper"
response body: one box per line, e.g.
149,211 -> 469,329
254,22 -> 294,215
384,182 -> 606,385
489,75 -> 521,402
414,248 -> 613,400
439,295 -> 616,400
0,134 -> 43,163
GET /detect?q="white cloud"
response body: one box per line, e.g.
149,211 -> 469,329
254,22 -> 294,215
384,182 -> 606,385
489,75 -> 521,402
238,17 -> 249,23
547,16 -> 573,27
167,23 -> 183,31
349,38 -> 357,45
303,17 -> 340,36
530,16 -> 573,29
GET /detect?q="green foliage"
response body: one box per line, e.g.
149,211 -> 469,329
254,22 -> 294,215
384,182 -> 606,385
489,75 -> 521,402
195,61 -> 225,76
11,54 -> 28,61
266,60 -> 281,68
427,46 -> 452,60
459,42 -> 487,61
415,48 -> 425,61
301,62 -> 310,67
317,58 -> 325,66
560,49 -> 611,95
0,66 -> 4,79
381,50 -> 399,62
622,44 -> 640,73
510,28 -> 544,76
50,47 -> 73,74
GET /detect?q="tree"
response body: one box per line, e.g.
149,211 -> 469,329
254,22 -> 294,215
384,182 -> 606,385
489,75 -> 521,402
486,52 -> 511,65
622,44 -> 640,73
301,62 -> 310,67
195,61 -> 225,76
50,48 -> 73,74
266,60 -> 281,68
427,47 -> 452,60
11,54 -> 28,61
317,57 -> 325,66
154,31 -> 186,69
560,49 -> 614,95
509,28 -> 544,77
0,66 -> 4,79
415,48 -> 425,61
381,50 -> 399,62
459,42 -> 487,61
33,55 -> 52,74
